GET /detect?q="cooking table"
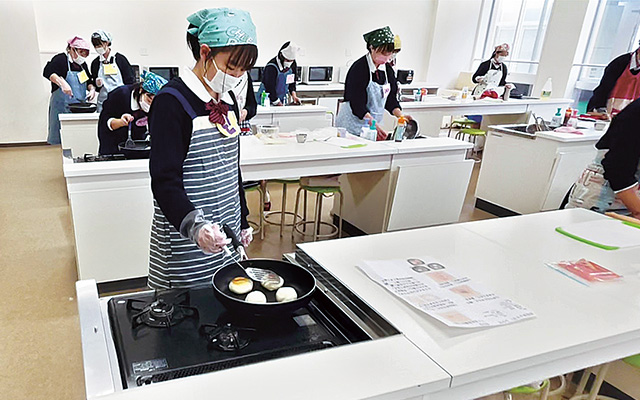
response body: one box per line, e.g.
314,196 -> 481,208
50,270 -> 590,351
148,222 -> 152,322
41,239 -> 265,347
64,135 -> 472,284
297,208 -> 640,399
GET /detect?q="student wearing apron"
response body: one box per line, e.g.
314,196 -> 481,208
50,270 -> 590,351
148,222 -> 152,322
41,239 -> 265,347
336,26 -> 410,140
148,8 -> 257,289
89,30 -> 135,113
567,98 -> 640,217
43,36 -> 93,145
587,43 -> 640,116
472,43 -> 515,97
256,41 -> 301,106
98,71 -> 167,155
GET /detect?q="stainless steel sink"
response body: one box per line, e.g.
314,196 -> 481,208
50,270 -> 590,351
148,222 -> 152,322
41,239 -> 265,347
489,124 -> 538,139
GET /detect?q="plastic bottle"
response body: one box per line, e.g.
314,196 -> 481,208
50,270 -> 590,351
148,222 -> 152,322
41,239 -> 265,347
567,109 -> 579,128
261,92 -> 269,107
563,107 -> 572,126
541,78 -> 552,99
394,116 -> 406,142
369,120 -> 378,141
551,108 -> 563,126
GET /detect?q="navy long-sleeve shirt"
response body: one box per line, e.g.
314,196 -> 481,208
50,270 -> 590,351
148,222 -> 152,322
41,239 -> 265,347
587,53 -> 639,112
148,77 -> 249,232
261,57 -> 297,103
43,53 -> 92,92
342,54 -> 401,119
598,97 -> 640,192
98,84 -> 147,155
90,52 -> 135,92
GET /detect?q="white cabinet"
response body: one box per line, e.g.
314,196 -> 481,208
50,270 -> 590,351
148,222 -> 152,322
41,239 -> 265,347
475,127 -> 603,215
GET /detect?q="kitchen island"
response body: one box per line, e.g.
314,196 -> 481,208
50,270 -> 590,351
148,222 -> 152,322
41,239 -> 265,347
475,122 -> 605,216
380,97 -> 573,137
64,135 -> 472,283
59,105 -> 331,157
76,209 -> 640,399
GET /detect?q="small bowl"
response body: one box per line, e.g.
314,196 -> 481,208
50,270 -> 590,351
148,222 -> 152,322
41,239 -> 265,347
258,125 -> 279,137
296,133 -> 307,143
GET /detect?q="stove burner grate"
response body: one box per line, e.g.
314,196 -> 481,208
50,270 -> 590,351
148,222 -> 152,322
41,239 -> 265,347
127,290 -> 198,330
200,323 -> 256,351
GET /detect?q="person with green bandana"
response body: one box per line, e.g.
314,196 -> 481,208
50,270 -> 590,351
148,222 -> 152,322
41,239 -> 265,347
148,8 -> 257,289
336,26 -> 410,140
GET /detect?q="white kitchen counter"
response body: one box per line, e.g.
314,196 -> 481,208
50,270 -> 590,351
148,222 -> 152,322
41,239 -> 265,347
59,112 -> 99,121
297,208 -> 640,399
64,135 -> 472,283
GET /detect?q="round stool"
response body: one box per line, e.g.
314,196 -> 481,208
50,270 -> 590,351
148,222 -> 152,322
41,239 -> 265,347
448,117 -> 476,137
292,184 -> 343,242
569,363 -> 617,400
264,178 -> 302,237
243,181 -> 265,240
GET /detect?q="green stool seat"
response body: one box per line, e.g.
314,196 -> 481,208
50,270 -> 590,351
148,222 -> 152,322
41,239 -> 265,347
300,185 -> 341,194
623,353 -> 640,368
460,128 -> 485,136
452,118 -> 476,126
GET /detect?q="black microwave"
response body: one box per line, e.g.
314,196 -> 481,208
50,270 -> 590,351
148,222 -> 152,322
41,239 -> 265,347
148,66 -> 179,81
302,66 -> 333,84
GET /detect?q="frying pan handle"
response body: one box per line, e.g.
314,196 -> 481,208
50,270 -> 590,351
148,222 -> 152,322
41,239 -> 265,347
222,224 -> 242,251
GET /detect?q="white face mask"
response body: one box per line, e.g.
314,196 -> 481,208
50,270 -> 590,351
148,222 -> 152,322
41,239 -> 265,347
96,47 -> 107,56
204,58 -> 242,94
497,55 -> 506,63
283,61 -> 293,69
139,97 -> 151,113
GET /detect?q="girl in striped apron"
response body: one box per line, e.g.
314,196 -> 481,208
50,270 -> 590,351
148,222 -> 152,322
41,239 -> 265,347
148,8 -> 258,289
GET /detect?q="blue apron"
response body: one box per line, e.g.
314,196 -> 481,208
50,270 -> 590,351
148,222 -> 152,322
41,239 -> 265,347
47,58 -> 87,145
567,150 -> 640,212
336,70 -> 391,137
148,88 -> 242,289
256,62 -> 292,104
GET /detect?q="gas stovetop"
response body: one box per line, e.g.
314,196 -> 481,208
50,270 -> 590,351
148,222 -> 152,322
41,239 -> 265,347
108,283 -> 372,389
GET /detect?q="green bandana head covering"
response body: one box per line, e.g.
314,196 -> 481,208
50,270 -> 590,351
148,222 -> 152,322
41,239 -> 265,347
187,8 -> 257,48
141,71 -> 168,95
363,26 -> 394,47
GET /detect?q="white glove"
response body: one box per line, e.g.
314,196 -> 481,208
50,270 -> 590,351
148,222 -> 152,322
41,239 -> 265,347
240,227 -> 253,247
505,83 -> 516,90
196,223 -> 231,254
476,75 -> 486,84
86,88 -> 97,102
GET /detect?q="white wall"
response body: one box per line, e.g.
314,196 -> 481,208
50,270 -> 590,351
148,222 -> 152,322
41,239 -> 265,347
9,0 -> 436,144
0,1 -> 48,144
425,0 -> 482,89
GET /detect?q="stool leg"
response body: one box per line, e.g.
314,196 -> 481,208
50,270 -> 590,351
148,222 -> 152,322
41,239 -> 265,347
540,380 -> 551,400
303,190 -> 308,233
313,193 -> 322,242
587,363 -> 611,400
338,190 -> 343,239
258,186 -> 265,240
292,187 -> 303,239
279,183 -> 287,237
575,367 -> 593,395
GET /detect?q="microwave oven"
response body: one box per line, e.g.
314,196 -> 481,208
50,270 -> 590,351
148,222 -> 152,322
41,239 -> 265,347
148,66 -> 180,81
302,66 -> 333,84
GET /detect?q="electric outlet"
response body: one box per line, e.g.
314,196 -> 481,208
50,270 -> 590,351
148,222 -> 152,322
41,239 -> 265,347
140,48 -> 148,56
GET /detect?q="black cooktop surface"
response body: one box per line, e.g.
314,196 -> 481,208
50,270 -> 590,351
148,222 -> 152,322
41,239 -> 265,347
108,284 -> 370,388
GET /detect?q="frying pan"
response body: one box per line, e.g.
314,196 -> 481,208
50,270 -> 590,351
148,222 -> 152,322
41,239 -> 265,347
69,102 -> 97,113
117,140 -> 150,159
211,227 -> 316,317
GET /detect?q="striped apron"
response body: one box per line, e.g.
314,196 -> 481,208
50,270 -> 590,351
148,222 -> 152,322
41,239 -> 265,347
149,88 -> 241,289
